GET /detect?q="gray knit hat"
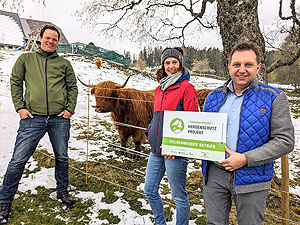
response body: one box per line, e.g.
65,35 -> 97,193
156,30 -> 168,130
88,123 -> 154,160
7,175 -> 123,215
161,48 -> 183,65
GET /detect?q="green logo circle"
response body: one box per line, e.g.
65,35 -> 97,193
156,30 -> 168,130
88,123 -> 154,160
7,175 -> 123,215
170,118 -> 184,134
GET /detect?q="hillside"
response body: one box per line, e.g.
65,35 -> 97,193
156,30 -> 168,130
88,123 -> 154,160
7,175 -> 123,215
0,50 -> 299,224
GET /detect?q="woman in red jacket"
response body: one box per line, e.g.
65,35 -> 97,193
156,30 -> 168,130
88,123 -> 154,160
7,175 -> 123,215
144,47 -> 199,225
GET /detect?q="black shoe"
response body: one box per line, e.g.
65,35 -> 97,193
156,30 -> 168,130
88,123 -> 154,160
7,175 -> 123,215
0,203 -> 11,224
57,191 -> 75,207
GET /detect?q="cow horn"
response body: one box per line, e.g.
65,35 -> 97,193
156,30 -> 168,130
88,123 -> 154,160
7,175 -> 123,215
115,75 -> 131,88
77,76 -> 96,88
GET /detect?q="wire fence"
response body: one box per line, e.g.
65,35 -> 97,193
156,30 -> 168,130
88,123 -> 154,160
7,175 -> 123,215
79,85 -> 156,95
85,88 -> 300,224
1,92 -> 300,200
35,149 -> 177,208
1,89 -> 300,224
94,95 -> 154,103
35,146 -> 300,224
1,91 -> 300,195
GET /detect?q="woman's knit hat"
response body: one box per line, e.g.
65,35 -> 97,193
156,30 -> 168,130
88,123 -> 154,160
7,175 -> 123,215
161,48 -> 183,65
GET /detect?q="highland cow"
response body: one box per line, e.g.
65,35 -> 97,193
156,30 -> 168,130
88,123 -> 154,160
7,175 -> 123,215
95,58 -> 103,69
78,76 -> 155,157
78,76 -> 211,157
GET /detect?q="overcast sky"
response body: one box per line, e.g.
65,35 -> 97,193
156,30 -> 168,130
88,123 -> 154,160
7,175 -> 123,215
3,0 -> 298,55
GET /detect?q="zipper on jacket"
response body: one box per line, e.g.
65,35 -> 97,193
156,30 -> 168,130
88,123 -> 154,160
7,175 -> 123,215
156,92 -> 165,155
234,89 -> 248,153
45,58 -> 49,115
232,89 -> 248,188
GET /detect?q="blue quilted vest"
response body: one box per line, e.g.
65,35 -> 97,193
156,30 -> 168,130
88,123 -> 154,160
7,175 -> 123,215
202,79 -> 282,187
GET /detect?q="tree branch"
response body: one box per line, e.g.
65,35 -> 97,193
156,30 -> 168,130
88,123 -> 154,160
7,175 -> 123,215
267,46 -> 300,74
290,0 -> 300,26
279,0 -> 292,20
76,0 -> 217,45
269,0 -> 300,75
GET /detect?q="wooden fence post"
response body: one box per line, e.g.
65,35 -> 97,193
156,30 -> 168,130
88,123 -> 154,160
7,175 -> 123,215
281,155 -> 290,225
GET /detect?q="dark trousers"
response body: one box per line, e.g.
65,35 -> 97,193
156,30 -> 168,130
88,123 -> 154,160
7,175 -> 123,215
203,163 -> 268,225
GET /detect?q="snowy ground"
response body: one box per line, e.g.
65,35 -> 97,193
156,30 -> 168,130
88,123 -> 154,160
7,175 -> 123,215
0,50 -> 299,224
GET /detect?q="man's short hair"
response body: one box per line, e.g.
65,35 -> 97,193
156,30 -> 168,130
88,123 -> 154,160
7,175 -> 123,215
40,25 -> 60,40
228,42 -> 261,64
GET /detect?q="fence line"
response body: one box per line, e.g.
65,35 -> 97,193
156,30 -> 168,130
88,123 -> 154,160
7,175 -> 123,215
100,161 -> 145,177
268,189 -> 300,204
0,108 -> 299,222
35,149 -> 300,224
114,121 -> 147,130
264,211 -> 300,224
99,138 -> 300,199
102,137 -> 204,172
105,140 -> 150,158
270,187 -> 295,195
1,92 -> 300,223
102,138 -> 204,179
35,149 -> 177,208
94,95 -> 154,103
0,105 -> 299,198
80,85 -> 155,95
0,89 -> 155,103
88,139 -> 203,194
84,137 -> 202,194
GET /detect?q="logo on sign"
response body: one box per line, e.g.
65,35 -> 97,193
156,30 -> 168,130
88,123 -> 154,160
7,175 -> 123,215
170,118 -> 184,134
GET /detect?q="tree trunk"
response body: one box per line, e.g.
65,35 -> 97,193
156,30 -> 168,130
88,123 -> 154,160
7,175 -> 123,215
216,0 -> 267,83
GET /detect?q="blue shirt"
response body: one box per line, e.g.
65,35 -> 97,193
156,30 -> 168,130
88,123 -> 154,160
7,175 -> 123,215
219,81 -> 247,158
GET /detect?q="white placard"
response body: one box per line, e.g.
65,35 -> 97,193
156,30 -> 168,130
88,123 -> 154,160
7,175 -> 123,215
162,111 -> 227,161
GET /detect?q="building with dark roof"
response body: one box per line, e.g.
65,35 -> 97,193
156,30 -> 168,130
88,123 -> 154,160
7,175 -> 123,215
22,18 -> 68,43
0,10 -> 68,50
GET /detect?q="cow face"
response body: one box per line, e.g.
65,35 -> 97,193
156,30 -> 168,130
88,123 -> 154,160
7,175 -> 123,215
95,58 -> 103,69
91,81 -> 117,113
78,76 -> 131,113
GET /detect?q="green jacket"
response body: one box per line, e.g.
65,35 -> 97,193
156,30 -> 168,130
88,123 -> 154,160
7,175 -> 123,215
10,48 -> 78,115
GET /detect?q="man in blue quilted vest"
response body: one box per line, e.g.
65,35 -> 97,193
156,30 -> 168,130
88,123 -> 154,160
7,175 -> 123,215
202,42 -> 294,225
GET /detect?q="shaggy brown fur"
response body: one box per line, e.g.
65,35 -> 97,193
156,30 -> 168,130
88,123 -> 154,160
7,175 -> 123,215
91,81 -> 155,154
95,58 -> 103,69
197,89 -> 212,112
89,79 -> 211,156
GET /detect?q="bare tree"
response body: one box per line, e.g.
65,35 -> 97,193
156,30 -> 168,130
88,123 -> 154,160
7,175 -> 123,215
76,0 -> 216,45
265,0 -> 300,76
271,20 -> 300,92
0,0 -> 45,10
216,0 -> 267,80
2,0 -> 298,83
192,58 -> 215,74
75,0 -> 299,82
0,0 -> 24,9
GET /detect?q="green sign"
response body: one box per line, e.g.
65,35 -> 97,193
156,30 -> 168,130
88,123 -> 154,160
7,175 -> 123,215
162,111 -> 227,161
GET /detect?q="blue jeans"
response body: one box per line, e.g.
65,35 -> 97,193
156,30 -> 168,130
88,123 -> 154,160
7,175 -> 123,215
0,115 -> 70,203
144,152 -> 190,225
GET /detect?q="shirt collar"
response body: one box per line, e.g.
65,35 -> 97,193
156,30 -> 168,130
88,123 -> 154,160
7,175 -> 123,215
227,80 -> 251,97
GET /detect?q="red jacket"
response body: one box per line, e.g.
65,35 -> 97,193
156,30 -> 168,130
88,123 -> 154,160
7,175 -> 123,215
146,75 -> 199,155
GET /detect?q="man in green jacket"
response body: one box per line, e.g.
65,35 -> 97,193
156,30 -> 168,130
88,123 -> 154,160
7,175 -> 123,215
0,25 -> 78,223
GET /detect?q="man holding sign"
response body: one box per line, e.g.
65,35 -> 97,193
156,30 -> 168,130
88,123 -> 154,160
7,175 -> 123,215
202,42 -> 294,225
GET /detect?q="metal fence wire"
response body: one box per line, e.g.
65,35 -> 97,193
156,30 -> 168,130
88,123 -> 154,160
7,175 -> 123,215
1,86 -> 300,224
